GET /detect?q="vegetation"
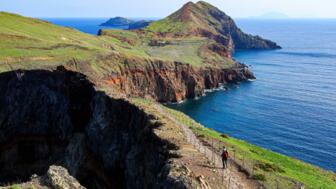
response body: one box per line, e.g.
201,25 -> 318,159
145,18 -> 188,33
0,10 -> 238,72
144,38 -> 206,66
252,173 -> 267,181
9,185 -> 21,189
0,8 -> 242,74
0,12 -> 111,62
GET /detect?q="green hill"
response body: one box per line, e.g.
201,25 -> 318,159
0,11 -> 235,70
0,12 -> 154,72
146,1 -> 281,49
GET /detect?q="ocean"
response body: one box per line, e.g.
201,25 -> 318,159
45,18 -> 336,172
44,18 -> 128,35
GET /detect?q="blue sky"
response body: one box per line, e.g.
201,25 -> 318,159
1,0 -> 335,18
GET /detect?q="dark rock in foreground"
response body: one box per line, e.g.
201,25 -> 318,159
0,68 -> 187,189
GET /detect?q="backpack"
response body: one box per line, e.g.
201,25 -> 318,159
222,151 -> 229,159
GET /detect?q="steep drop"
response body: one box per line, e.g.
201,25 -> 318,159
0,67 -> 186,189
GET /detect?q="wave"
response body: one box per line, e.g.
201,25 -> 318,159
278,51 -> 336,58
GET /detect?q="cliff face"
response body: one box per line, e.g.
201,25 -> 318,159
0,68 -> 188,189
98,55 -> 255,103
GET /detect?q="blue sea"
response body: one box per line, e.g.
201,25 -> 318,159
45,18 -> 336,172
44,18 -> 128,34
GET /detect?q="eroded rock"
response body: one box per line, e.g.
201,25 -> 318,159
47,166 -> 86,189
0,68 -> 187,189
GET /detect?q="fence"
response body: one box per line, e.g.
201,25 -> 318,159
156,105 -> 245,189
182,124 -> 245,189
156,105 -> 305,189
199,135 -> 305,189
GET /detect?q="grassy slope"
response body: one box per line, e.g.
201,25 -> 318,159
0,12 -> 152,73
144,38 -> 205,67
0,11 -> 234,70
161,104 -> 336,189
144,1 -> 220,36
101,29 -> 235,68
145,17 -> 188,34
0,12 -> 108,60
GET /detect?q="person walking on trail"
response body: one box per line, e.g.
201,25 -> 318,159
221,147 -> 229,169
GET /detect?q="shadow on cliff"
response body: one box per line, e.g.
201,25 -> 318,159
0,67 -> 183,189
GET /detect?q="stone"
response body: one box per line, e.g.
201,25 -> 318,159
46,166 -> 86,189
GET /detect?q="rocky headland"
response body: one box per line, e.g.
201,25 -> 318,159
145,1 -> 281,50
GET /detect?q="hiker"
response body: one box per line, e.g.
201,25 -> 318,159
221,147 -> 229,169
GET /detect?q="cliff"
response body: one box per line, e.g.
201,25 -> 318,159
0,68 -> 193,189
96,54 -> 255,102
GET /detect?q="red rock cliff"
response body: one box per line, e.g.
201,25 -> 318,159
96,55 -> 255,103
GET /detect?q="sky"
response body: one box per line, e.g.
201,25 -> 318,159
1,0 -> 336,19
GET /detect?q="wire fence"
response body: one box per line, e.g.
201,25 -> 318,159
183,124 -> 245,189
200,136 -> 305,189
156,105 -> 305,189
156,105 -> 246,189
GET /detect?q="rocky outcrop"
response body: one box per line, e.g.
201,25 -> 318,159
99,55 -> 255,102
46,166 -> 86,189
0,68 -> 189,189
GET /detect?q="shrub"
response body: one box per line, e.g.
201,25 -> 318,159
255,162 -> 285,173
220,134 -> 230,138
252,174 -> 266,181
198,134 -> 205,138
9,185 -> 21,189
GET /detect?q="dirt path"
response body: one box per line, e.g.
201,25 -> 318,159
154,104 -> 260,189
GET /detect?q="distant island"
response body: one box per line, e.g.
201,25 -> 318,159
100,17 -> 153,29
250,12 -> 290,19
